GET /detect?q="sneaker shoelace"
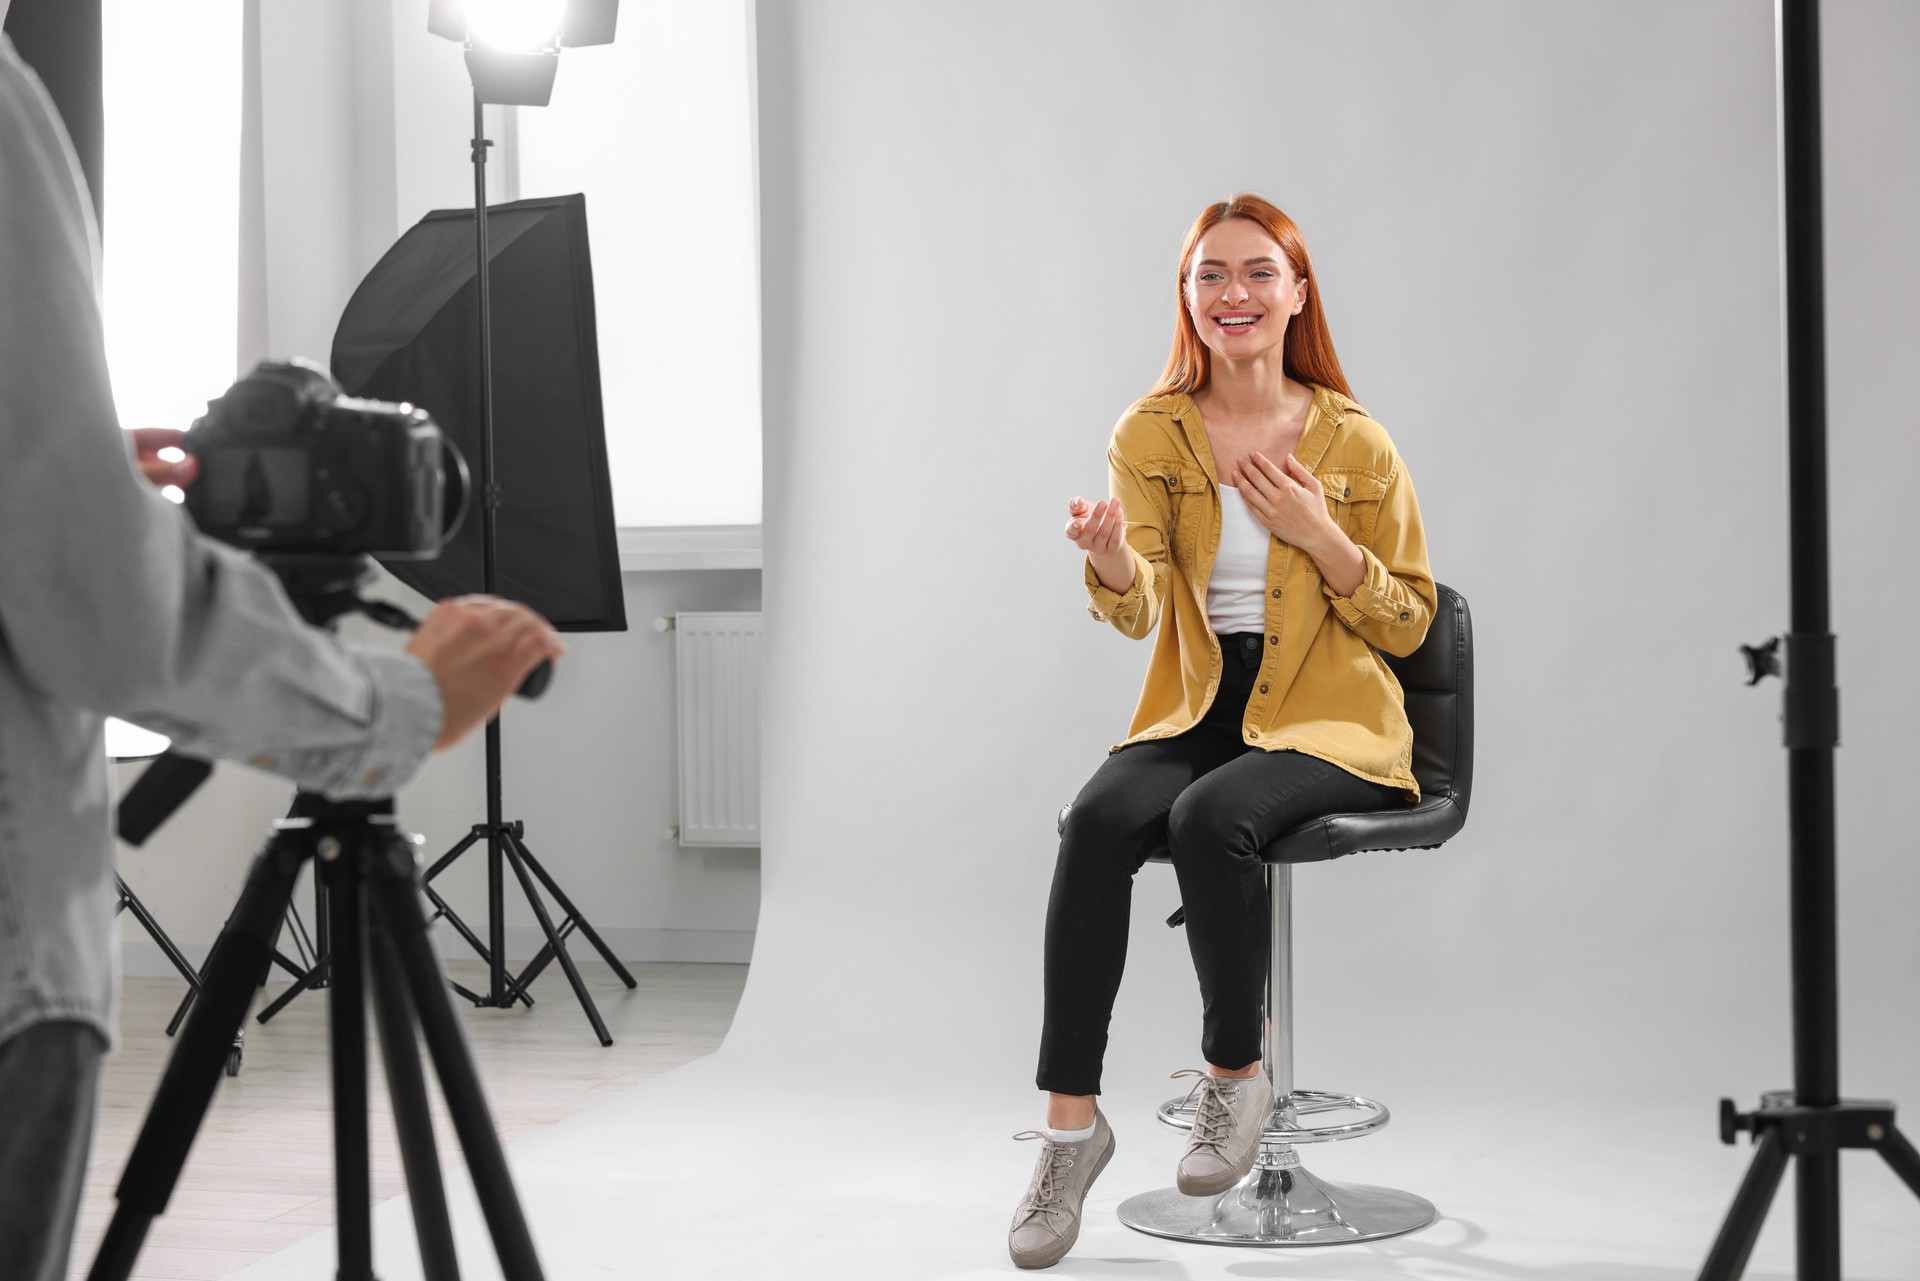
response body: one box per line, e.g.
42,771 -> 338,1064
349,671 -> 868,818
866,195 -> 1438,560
1011,1131 -> 1078,1216
1172,1068 -> 1243,1154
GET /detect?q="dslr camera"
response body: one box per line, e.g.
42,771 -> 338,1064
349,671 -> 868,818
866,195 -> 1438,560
183,358 -> 467,559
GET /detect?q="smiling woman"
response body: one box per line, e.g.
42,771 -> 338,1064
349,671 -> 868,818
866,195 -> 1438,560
101,0 -> 240,436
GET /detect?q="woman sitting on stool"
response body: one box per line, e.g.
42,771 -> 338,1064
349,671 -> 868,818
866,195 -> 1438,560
1009,193 -> 1436,1270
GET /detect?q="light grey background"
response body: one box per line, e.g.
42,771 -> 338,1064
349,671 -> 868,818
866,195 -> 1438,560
740,0 -> 1919,1116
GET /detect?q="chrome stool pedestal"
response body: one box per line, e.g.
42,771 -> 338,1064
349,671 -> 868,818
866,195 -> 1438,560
1118,1154 -> 1435,1246
1117,861 -> 1438,1247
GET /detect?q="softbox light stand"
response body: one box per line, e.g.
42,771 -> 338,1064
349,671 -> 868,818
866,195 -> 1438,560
1701,3 -> 1920,1277
332,113 -> 634,1045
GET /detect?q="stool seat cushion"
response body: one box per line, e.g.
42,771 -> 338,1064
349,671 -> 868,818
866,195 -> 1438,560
1058,584 -> 1473,869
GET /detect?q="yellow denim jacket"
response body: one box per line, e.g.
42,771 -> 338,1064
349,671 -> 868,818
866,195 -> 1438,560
1084,384 -> 1435,798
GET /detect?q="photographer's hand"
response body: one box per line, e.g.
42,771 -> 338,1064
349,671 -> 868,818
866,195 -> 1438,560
404,597 -> 567,750
128,428 -> 199,488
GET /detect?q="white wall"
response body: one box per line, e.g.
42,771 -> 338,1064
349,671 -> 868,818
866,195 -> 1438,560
741,0 -> 1920,1113
118,0 -> 762,969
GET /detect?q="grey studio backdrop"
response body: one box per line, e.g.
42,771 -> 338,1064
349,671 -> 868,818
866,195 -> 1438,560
223,2 -> 1920,1277
745,0 -> 1918,1111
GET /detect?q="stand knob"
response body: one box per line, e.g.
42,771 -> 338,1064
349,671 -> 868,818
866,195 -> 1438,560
1720,1097 -> 1753,1145
1740,637 -> 1782,686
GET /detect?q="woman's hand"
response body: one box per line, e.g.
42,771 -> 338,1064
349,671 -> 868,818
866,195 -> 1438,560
1066,496 -> 1135,595
1239,452 -> 1365,594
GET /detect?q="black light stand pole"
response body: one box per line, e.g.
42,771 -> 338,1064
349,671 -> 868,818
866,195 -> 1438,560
471,92 -> 511,1012
425,93 -> 635,1044
1702,3 -> 1920,1277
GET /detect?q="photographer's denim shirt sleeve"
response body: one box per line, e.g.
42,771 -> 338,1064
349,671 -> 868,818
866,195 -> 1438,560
0,38 -> 442,1050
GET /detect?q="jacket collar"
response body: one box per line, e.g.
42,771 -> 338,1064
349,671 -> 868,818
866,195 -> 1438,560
1161,383 -> 1362,480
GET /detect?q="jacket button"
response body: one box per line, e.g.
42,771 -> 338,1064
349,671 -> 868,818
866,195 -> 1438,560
1268,635 -> 1279,645
1343,486 -> 1351,498
1271,588 -> 1281,598
1259,683 -> 1270,694
1399,611 -> 1410,621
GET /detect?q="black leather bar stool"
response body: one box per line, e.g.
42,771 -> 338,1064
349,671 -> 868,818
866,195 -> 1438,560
1060,582 -> 1474,1246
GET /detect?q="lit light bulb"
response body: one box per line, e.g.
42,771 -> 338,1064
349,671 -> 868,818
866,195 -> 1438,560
464,0 -> 566,51
157,445 -> 186,463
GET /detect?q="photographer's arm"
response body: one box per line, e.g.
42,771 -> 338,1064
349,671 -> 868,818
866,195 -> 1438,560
0,70 -> 556,796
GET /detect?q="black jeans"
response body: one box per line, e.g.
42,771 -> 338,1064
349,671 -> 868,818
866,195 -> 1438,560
1036,633 -> 1401,1096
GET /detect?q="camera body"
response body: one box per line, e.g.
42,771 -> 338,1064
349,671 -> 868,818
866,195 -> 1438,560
183,359 -> 462,559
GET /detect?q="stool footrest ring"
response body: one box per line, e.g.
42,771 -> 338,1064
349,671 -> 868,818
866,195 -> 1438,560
1156,1088 -> 1391,1145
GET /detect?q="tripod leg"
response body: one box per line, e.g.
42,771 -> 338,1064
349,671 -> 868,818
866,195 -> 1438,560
511,838 -> 638,988
367,839 -> 546,1281
422,827 -> 483,884
1796,1146 -> 1841,1281
164,987 -> 196,1037
89,834 -> 307,1281
255,950 -> 330,1024
116,877 -> 205,991
423,880 -> 536,1009
1877,1124 -> 1920,1199
1698,1127 -> 1790,1281
502,832 -> 611,1046
367,919 -> 461,1281
323,848 -> 376,1279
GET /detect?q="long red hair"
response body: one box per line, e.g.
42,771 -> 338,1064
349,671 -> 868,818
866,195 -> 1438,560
1146,194 -> 1353,401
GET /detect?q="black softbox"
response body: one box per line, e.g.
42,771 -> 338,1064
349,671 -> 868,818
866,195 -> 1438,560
331,193 -> 626,632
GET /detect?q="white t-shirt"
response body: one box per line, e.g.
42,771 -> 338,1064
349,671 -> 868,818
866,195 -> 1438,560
1206,485 -> 1272,635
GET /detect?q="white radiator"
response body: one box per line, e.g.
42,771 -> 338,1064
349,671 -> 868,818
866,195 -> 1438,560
668,611 -> 762,847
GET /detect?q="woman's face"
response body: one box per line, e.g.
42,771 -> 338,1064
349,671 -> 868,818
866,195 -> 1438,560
1184,218 -> 1307,365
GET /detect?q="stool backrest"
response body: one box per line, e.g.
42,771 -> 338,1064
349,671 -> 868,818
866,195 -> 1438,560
1382,582 -> 1474,819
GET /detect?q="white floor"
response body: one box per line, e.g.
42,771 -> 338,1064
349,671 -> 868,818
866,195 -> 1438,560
222,1053 -> 1920,1280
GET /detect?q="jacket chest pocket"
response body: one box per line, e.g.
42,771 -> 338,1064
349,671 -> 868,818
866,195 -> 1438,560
1139,457 -> 1209,568
1319,469 -> 1389,546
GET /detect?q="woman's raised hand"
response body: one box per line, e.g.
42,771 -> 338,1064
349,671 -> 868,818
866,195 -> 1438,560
1067,496 -> 1135,594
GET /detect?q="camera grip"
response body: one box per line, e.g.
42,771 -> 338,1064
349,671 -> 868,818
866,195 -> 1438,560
517,659 -> 553,700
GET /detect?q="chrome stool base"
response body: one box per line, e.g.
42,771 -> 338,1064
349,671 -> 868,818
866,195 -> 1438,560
1116,1153 -> 1436,1246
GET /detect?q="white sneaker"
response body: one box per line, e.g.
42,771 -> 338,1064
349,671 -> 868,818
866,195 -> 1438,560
1171,1068 -> 1273,1196
1008,1110 -> 1116,1269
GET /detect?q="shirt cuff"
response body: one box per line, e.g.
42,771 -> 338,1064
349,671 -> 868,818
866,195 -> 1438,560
1322,546 -> 1404,628
1085,549 -> 1148,622
271,649 -> 442,800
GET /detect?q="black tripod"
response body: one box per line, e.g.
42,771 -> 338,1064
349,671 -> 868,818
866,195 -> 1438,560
89,794 -> 545,1281
91,558 -> 548,1280
1700,3 -> 1920,1277
418,94 -> 635,1045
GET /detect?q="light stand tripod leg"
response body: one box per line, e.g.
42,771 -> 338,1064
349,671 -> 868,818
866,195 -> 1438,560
367,920 -> 461,1281
510,838 -> 637,987
1878,1125 -> 1920,1197
1796,1145 -> 1842,1281
256,950 -> 330,1024
1698,1128 -> 1789,1281
421,878 -> 536,1009
88,833 -> 308,1281
323,843 -> 376,1279
367,838 -> 546,1281
501,831 -> 611,1046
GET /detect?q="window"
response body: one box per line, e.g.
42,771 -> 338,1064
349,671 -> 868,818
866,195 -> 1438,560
101,0 -> 241,437
510,1 -> 761,529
